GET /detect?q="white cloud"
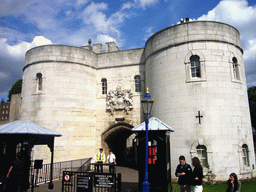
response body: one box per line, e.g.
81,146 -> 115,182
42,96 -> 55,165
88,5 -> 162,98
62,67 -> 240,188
81,2 -> 109,32
80,2 -> 129,38
144,26 -> 154,40
0,36 -> 52,94
7,36 -> 52,56
76,0 -> 89,7
198,0 -> 256,27
96,34 -> 117,44
121,2 -> 135,10
197,0 -> 256,88
135,0 -> 159,8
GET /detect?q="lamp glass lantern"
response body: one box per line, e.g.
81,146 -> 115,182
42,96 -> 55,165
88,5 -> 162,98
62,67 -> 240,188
141,88 -> 154,119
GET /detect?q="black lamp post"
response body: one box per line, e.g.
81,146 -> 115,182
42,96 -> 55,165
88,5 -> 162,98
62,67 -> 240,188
141,87 -> 154,192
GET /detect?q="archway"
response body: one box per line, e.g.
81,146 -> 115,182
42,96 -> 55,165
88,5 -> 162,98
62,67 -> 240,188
102,123 -> 136,167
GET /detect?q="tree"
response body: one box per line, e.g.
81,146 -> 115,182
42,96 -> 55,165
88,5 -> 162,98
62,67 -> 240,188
8,79 -> 22,100
248,86 -> 256,129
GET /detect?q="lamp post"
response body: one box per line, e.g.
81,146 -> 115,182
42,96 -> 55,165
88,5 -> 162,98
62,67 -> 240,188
141,87 -> 154,192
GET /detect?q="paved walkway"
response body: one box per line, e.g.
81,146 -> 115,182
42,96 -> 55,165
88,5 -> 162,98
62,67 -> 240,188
31,166 -> 139,192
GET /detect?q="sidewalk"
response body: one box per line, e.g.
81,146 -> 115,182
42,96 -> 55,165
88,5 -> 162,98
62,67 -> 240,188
32,166 -> 139,192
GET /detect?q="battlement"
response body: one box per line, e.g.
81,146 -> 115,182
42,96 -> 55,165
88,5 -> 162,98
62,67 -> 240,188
80,41 -> 119,53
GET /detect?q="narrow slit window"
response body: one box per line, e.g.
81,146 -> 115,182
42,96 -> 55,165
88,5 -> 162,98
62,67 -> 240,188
101,78 -> 107,94
232,57 -> 240,80
134,75 -> 141,92
242,144 -> 249,166
36,73 -> 43,91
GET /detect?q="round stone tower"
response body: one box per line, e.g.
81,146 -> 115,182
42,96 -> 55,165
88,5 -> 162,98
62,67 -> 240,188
20,45 -> 98,161
144,21 -> 255,179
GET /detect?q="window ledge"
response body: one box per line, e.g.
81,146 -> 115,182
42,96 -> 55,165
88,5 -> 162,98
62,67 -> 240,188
240,169 -> 253,175
32,92 -> 45,95
186,78 -> 207,83
97,95 -> 107,99
231,79 -> 242,84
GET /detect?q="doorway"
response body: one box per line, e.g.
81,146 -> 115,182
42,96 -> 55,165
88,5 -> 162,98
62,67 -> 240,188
103,124 -> 136,167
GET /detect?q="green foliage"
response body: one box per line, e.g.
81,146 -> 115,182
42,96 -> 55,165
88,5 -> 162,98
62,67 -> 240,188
171,178 -> 256,192
8,79 -> 22,100
205,169 -> 216,185
248,86 -> 256,129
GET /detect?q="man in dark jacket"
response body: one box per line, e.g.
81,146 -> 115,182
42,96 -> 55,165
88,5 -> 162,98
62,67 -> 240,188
175,155 -> 192,192
6,152 -> 25,192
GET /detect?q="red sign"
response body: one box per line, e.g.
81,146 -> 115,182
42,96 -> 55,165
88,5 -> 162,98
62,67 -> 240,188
64,174 -> 70,182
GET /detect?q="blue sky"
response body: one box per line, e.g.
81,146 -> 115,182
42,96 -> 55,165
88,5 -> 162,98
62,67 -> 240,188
1,0 -> 256,101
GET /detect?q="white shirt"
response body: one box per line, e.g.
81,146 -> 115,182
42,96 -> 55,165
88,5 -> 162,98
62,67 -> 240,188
107,153 -> 116,163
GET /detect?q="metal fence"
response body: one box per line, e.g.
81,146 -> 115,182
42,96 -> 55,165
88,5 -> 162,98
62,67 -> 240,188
30,157 -> 92,185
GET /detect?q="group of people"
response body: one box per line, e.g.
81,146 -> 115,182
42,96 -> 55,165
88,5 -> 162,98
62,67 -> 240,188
94,148 -> 117,173
175,155 -> 241,192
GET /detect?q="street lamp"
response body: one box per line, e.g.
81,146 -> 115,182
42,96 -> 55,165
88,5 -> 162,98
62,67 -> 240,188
141,87 -> 154,192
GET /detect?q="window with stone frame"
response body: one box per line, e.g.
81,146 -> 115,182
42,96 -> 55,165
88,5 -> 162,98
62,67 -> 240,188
196,145 -> 208,167
242,144 -> 250,166
134,75 -> 141,92
36,73 -> 43,91
184,51 -> 206,83
232,57 -> 240,80
190,55 -> 201,78
101,78 -> 107,94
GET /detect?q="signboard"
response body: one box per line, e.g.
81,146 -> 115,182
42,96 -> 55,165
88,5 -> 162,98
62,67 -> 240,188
34,159 -> 43,169
77,175 -> 92,192
94,174 -> 114,188
64,174 -> 71,182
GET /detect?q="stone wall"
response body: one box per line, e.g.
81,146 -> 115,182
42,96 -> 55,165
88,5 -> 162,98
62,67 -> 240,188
145,21 -> 255,179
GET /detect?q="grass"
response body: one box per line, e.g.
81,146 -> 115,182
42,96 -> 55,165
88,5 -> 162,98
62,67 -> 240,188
171,178 -> 256,192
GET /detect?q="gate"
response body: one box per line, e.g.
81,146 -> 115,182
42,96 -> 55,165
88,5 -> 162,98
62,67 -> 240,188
62,171 -> 121,192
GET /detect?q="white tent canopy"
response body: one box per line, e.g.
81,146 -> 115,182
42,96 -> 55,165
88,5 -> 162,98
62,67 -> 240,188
132,117 -> 175,132
0,120 -> 61,136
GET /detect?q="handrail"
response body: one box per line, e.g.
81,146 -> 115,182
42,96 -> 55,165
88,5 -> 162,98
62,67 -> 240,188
29,157 -> 92,185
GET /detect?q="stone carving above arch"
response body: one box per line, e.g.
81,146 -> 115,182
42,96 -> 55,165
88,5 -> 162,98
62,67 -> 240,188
106,85 -> 133,115
184,50 -> 206,64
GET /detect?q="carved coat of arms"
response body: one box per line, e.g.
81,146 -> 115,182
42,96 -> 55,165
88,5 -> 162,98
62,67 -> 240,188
106,86 -> 133,115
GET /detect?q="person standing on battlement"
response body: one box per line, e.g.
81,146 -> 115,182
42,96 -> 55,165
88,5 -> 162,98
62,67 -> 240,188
94,148 -> 105,172
175,155 -> 192,192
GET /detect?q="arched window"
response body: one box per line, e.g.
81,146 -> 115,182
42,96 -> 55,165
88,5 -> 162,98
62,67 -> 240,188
242,144 -> 249,166
196,145 -> 208,167
101,78 -> 107,94
36,73 -> 43,91
134,75 -> 141,92
232,57 -> 240,80
190,55 -> 201,78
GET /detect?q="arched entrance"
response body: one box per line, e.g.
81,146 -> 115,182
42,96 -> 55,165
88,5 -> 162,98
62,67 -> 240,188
102,123 -> 136,167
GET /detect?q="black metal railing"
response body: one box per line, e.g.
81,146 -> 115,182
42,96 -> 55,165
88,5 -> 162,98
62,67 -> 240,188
30,157 -> 92,185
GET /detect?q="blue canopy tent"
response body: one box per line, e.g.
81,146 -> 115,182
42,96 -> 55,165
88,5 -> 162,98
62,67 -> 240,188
0,121 -> 61,189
